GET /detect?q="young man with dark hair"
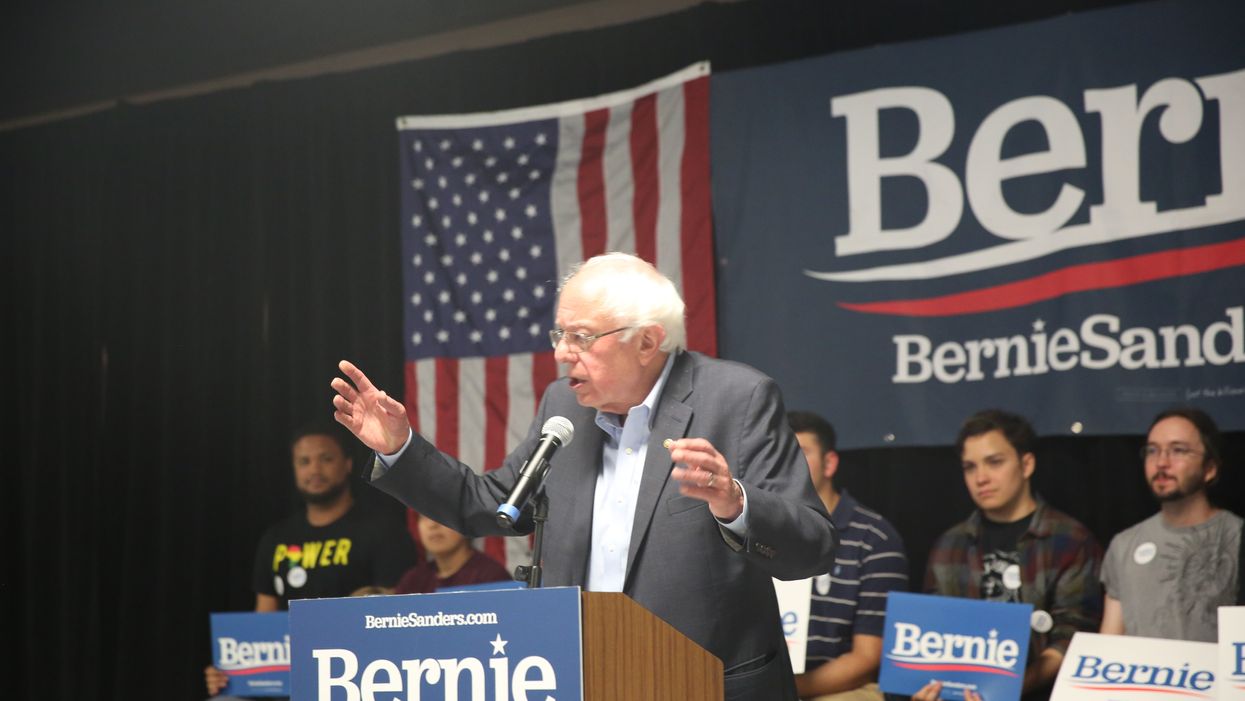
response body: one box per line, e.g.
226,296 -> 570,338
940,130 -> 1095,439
1099,406 -> 1241,641
918,409 -> 1102,701
789,411 -> 908,701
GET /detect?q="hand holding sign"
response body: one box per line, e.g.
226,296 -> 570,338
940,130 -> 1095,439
915,681 -> 983,701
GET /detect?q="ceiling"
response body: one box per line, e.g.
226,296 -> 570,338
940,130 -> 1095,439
1,0 -> 1143,128
0,0 -> 621,125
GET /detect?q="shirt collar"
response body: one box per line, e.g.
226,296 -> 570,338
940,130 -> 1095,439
829,489 -> 858,530
966,495 -> 1048,539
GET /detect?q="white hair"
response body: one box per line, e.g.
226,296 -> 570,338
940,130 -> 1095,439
559,252 -> 687,353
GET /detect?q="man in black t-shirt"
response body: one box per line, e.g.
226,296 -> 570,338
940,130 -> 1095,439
205,424 -> 418,697
919,410 -> 1102,701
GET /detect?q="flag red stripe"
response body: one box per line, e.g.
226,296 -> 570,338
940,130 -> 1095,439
484,356 -> 508,470
578,109 -> 610,259
481,357 -> 511,568
482,535 -> 508,566
435,358 -> 459,458
403,360 -> 420,434
532,351 -> 558,401
631,93 -> 659,263
838,236 -> 1245,317
679,76 -> 717,356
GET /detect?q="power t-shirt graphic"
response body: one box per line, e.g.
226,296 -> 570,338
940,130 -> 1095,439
252,508 -> 418,609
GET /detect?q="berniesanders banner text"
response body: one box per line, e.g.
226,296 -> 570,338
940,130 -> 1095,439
711,0 -> 1245,448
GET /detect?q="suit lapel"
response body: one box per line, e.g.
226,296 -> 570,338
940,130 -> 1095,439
623,352 -> 695,591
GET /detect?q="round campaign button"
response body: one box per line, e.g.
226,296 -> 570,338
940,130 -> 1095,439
815,573 -> 832,596
1031,610 -> 1054,633
1133,542 -> 1157,565
274,576 -> 284,597
287,565 -> 308,589
1003,564 -> 1022,590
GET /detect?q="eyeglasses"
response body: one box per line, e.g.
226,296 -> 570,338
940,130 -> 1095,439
1140,444 -> 1204,462
549,326 -> 632,352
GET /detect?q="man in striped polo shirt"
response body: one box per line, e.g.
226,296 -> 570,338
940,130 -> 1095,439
789,412 -> 909,701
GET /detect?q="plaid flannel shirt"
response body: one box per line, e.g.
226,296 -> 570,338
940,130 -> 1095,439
923,498 -> 1103,658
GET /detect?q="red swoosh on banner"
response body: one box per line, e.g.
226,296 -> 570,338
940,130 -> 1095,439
837,236 -> 1245,317
893,661 -> 1019,677
1071,685 -> 1209,698
227,665 -> 290,676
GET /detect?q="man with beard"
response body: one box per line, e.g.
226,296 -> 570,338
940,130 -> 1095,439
1100,407 -> 1242,641
205,424 -> 417,697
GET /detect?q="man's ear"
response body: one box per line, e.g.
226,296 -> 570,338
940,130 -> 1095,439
1021,452 -> 1036,480
824,451 -> 840,481
637,324 -> 666,362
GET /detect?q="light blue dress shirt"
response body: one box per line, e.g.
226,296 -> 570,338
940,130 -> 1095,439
584,353 -> 676,591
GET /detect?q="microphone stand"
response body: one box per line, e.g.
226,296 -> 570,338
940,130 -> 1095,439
512,491 -> 549,589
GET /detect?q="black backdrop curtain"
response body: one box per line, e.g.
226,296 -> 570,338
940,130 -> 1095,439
3,1 -> 1241,699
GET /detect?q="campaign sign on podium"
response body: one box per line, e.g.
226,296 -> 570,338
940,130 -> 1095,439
209,612 -> 291,696
1052,632 -> 1216,701
289,586 -> 583,701
879,592 -> 1032,701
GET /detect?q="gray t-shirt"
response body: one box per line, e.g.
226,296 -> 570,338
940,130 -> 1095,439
1101,509 -> 1241,641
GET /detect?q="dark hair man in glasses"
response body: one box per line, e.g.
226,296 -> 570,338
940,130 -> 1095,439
331,252 -> 838,701
1099,406 -> 1241,641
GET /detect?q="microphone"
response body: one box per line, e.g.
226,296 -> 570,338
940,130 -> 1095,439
496,416 -> 575,529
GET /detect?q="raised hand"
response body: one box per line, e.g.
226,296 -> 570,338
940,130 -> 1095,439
330,360 -> 411,455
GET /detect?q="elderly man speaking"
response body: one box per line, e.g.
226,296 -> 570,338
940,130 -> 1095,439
331,252 -> 837,700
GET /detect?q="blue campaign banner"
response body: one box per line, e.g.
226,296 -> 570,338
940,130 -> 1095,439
289,586 -> 583,701
710,0 -> 1245,448
209,612 -> 291,697
879,592 -> 1032,701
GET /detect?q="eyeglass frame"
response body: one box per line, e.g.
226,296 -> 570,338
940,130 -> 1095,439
1140,444 -> 1205,462
549,326 -> 633,352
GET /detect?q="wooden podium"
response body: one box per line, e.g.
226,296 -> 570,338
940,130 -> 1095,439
581,592 -> 723,700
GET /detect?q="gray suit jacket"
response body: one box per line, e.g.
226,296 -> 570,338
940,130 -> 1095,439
368,351 -> 838,700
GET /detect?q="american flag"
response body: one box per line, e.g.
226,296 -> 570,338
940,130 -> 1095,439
396,63 -> 716,570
